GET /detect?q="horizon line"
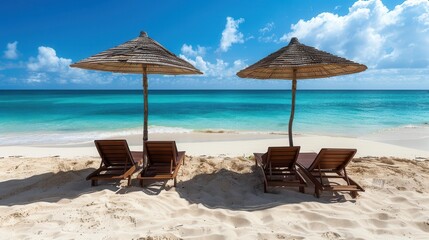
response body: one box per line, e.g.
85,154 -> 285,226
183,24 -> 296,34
0,89 -> 427,91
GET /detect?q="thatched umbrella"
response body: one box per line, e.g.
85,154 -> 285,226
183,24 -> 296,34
71,31 -> 202,151
237,37 -> 367,146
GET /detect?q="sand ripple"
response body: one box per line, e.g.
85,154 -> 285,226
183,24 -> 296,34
0,156 -> 429,239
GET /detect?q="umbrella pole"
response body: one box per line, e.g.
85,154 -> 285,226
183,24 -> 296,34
143,66 -> 148,143
143,65 -> 148,165
288,69 -> 297,147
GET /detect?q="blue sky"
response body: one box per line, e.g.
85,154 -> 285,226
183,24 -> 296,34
1,0 -> 428,89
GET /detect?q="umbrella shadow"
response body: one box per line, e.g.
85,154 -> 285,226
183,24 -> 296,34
175,165 -> 351,211
0,168 -> 131,206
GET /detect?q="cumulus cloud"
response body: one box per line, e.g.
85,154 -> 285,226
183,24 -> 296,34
219,17 -> 245,52
178,17 -> 248,80
28,46 -> 71,72
280,0 -> 429,69
181,44 -> 206,57
25,46 -> 133,86
4,41 -> 18,59
179,53 -> 246,79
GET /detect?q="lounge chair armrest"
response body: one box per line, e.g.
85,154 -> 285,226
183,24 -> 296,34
296,162 -> 325,190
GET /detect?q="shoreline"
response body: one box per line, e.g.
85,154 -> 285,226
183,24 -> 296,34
0,131 -> 428,159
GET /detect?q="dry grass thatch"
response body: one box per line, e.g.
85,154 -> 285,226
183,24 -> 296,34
236,37 -> 367,80
70,31 -> 202,75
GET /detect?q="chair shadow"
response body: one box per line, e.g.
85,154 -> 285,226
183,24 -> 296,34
0,168 -> 131,206
0,164 -> 355,208
174,165 -> 352,211
121,180 -> 171,196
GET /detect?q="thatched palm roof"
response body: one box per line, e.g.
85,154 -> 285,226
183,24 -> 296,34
70,32 -> 202,75
236,37 -> 367,80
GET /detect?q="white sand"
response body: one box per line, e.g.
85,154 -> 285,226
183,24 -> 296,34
1,133 -> 429,239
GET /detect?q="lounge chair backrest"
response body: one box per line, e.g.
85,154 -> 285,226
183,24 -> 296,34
266,146 -> 300,169
308,148 -> 356,171
145,141 -> 178,166
94,140 -> 136,167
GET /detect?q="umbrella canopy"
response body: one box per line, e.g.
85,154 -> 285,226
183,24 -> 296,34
71,31 -> 202,154
71,31 -> 202,75
237,37 -> 367,146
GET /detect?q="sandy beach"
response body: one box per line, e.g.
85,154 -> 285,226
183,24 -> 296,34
1,132 -> 429,239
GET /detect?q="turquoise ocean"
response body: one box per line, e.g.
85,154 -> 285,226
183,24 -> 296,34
0,90 -> 428,145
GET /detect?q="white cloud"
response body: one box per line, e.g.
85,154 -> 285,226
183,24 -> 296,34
27,72 -> 47,83
181,44 -> 206,57
4,41 -> 18,59
25,46 -> 136,86
179,53 -> 246,79
258,34 -> 277,43
27,46 -> 72,72
280,0 -> 429,69
258,22 -> 277,43
296,68 -> 429,89
219,17 -> 245,52
259,22 -> 275,34
180,40 -> 247,79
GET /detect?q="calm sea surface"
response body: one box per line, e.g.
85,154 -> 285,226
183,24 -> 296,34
0,90 -> 428,145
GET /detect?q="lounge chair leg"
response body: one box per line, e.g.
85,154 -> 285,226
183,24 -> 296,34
91,179 -> 98,186
315,188 -> 320,198
297,173 -> 305,193
351,191 -> 358,199
127,177 -> 132,186
255,158 -> 258,167
174,177 -> 177,187
140,179 -> 144,187
264,182 -> 268,193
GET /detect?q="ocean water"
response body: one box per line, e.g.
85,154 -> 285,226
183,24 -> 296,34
0,90 -> 428,145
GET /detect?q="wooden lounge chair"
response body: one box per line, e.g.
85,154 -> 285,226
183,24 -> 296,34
254,146 -> 306,193
296,148 -> 364,198
137,141 -> 185,187
87,140 -> 142,186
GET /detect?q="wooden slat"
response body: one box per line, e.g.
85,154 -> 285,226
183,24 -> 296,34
88,140 -> 138,186
269,156 -> 296,160
147,152 -> 173,156
140,174 -> 173,179
318,164 -> 343,169
99,148 -> 126,152
267,180 -> 306,187
324,185 -> 359,191
270,152 -> 297,156
297,148 -> 362,198
140,141 -> 184,182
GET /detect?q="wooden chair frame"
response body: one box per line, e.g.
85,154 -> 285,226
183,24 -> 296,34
138,141 -> 185,187
297,149 -> 364,198
254,146 -> 306,193
87,140 -> 141,186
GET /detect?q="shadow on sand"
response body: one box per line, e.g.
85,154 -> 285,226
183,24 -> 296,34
0,164 -> 355,209
0,168 -> 131,206
174,165 -> 353,211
